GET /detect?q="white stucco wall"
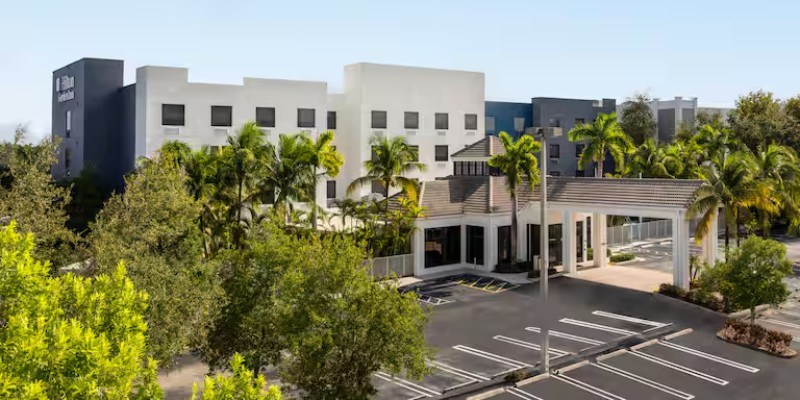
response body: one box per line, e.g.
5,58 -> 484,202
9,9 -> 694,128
339,63 -> 485,199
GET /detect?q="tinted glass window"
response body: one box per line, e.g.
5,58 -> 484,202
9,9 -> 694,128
256,107 -> 275,128
162,104 -> 185,126
211,105 -> 232,127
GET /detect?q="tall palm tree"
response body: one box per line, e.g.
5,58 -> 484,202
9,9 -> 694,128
347,135 -> 426,209
629,138 -> 682,178
568,112 -> 633,178
488,131 -> 541,266
300,130 -> 344,230
264,133 -> 316,223
689,151 -> 758,250
751,144 -> 800,236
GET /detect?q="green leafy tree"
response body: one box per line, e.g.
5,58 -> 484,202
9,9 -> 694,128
88,155 -> 221,364
0,134 -> 78,268
347,135 -> 426,207
302,130 -> 344,230
276,233 -> 430,400
711,236 -> 792,324
676,110 -> 728,143
488,131 -> 541,265
0,222 -> 162,399
263,133 -> 315,223
568,112 -> 633,177
728,91 -> 788,152
751,144 -> 800,236
619,93 -> 657,145
629,138 -> 682,178
191,354 -> 281,400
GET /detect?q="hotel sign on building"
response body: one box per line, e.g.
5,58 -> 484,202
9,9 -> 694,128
56,75 -> 75,102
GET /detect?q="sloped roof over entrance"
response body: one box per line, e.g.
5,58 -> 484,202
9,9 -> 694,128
451,136 -> 504,158
402,176 -> 704,217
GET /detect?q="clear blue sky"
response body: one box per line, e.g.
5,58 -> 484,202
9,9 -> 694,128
2,0 -> 799,141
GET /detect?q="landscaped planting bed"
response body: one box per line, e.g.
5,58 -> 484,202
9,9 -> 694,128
718,319 -> 797,358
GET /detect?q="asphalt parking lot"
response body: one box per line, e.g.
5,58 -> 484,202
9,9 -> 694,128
375,275 -> 800,399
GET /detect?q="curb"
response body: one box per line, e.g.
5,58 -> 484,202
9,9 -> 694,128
652,292 -> 772,319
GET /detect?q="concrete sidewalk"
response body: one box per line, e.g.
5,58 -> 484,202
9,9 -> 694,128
567,265 -> 671,293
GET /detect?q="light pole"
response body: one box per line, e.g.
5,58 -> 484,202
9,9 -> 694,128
528,126 -> 561,374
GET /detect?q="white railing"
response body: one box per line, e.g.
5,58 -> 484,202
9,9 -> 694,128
367,254 -> 415,278
607,220 -> 672,246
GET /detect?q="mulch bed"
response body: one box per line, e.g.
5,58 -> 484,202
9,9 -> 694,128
717,319 -> 797,358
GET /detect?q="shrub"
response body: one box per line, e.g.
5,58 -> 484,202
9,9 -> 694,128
504,369 -> 528,382
610,253 -> 635,263
721,319 -> 793,355
658,283 -> 687,298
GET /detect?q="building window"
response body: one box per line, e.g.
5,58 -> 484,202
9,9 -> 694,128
575,170 -> 585,177
256,107 -> 275,128
514,117 -> 526,133
409,145 -> 419,162
550,144 -> 560,158
371,180 -> 386,197
371,110 -> 387,129
575,144 -> 585,157
575,118 -> 585,125
404,112 -> 419,129
327,180 -> 336,199
435,113 -> 449,130
65,110 -> 71,138
327,111 -> 336,130
466,225 -> 484,265
465,114 -> 478,130
425,226 -> 461,268
211,105 -> 232,127
297,108 -> 316,128
64,148 -> 71,172
498,225 -> 512,265
548,118 -> 561,128
550,171 -> 561,176
162,104 -> 185,126
486,116 -> 496,132
435,145 -> 449,162
210,145 -> 224,155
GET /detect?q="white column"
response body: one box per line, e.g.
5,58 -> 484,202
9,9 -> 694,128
672,212 -> 690,290
562,211 -> 577,273
460,224 -> 467,266
581,217 -> 588,263
592,213 -> 608,268
702,208 -> 720,266
413,227 -> 425,276
516,212 -> 527,262
486,219 -> 497,271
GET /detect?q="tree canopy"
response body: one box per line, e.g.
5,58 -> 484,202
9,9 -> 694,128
619,93 -> 656,145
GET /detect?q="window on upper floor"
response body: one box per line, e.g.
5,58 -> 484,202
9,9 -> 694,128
465,114 -> 478,130
435,113 -> 449,130
211,105 -> 232,127
404,112 -> 419,129
409,145 -> 419,162
371,110 -> 387,129
575,143 -> 585,157
548,118 -> 561,128
162,104 -> 185,126
435,145 -> 449,162
550,144 -> 560,158
64,148 -> 71,172
514,117 -> 526,133
327,111 -> 337,130
575,117 -> 585,126
297,108 -> 316,128
327,180 -> 336,199
372,180 -> 386,197
486,116 -> 496,132
65,110 -> 72,138
256,107 -> 275,128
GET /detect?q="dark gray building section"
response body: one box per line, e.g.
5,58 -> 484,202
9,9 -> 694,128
657,108 -> 676,144
119,84 -> 137,179
51,58 -> 130,189
531,97 -> 616,177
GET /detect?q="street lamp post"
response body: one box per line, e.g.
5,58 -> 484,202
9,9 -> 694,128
528,126 -> 561,375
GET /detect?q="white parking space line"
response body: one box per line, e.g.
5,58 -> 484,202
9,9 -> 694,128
642,244 -> 655,248
525,327 -> 605,346
629,350 -> 729,386
658,341 -> 759,373
660,241 -> 672,245
374,372 -> 440,397
417,294 -> 453,306
592,362 -> 695,400
373,373 -> 429,399
592,310 -> 668,328
553,373 -> 627,400
559,318 -> 638,336
429,361 -> 489,382
452,345 -> 533,368
763,318 -> 800,330
507,387 -> 545,400
493,335 -> 571,357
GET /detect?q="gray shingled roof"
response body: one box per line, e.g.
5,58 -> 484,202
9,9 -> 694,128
406,176 -> 705,217
451,136 -> 505,158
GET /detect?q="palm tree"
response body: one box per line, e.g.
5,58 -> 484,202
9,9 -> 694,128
347,135 -> 426,209
689,151 -> 758,251
300,131 -> 344,230
264,133 -> 316,223
751,144 -> 800,236
568,112 -> 633,178
629,138 -> 682,178
488,131 -> 541,266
